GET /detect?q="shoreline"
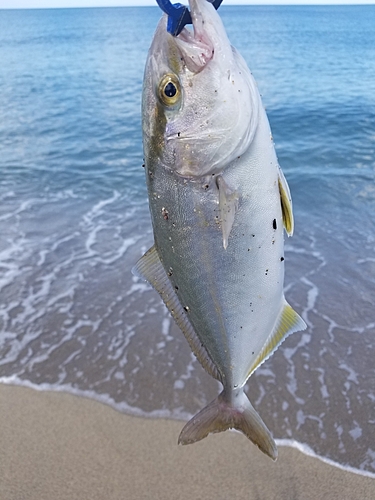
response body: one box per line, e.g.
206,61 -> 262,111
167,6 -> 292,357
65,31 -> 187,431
2,377 -> 374,479
1,384 -> 375,500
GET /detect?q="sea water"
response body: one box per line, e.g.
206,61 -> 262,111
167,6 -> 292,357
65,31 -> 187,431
0,5 -> 375,474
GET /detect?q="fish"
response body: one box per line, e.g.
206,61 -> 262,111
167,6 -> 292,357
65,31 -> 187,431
133,0 -> 306,460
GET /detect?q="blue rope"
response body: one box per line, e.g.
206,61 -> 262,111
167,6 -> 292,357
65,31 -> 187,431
155,0 -> 223,36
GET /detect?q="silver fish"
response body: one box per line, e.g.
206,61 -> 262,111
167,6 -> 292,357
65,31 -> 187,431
134,0 -> 306,460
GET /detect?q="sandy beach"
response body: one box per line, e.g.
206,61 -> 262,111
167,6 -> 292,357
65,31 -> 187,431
0,384 -> 374,500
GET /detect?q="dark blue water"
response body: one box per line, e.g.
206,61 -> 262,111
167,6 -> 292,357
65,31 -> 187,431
0,5 -> 375,474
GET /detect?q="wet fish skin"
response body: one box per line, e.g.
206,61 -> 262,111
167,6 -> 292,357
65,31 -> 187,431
135,0 -> 306,460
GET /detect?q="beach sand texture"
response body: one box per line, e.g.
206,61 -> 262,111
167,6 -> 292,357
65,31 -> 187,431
1,384 -> 374,500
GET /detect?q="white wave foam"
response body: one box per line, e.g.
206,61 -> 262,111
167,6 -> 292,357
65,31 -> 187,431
0,375 -> 191,422
0,236 -> 30,293
276,439 -> 375,479
82,190 -> 121,224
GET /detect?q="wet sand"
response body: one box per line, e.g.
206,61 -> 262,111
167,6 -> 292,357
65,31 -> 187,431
1,384 -> 374,500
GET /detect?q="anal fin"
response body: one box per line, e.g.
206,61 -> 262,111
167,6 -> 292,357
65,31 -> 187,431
132,246 -> 221,381
248,300 -> 307,377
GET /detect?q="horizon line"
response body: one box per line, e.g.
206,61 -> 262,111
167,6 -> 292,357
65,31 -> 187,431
1,1 -> 375,10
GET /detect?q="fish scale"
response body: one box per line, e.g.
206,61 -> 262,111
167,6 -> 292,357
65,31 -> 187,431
148,109 -> 284,386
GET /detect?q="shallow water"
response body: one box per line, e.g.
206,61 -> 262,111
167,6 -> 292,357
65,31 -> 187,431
0,5 -> 375,473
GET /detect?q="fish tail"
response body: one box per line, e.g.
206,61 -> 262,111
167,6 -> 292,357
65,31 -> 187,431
178,389 -> 277,460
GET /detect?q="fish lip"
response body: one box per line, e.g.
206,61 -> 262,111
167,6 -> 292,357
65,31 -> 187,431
174,0 -> 216,72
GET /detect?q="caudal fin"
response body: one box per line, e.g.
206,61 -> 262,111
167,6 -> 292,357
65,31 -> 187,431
178,389 -> 277,460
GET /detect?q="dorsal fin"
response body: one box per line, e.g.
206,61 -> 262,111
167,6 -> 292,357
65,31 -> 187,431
278,167 -> 294,236
132,246 -> 221,381
247,300 -> 306,378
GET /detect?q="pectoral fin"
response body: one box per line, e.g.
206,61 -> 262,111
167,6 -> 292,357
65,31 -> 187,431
247,300 -> 307,377
132,246 -> 221,381
216,175 -> 239,250
278,168 -> 294,236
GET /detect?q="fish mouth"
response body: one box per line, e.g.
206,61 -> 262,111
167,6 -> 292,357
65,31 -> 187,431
150,0 -> 259,179
174,0 -> 219,72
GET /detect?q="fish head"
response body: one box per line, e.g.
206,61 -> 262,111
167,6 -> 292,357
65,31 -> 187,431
142,0 -> 260,178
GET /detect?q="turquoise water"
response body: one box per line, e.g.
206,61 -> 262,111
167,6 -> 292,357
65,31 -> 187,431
0,5 -> 375,473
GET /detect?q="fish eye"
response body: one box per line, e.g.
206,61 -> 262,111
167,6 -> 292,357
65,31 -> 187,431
164,82 -> 177,98
158,74 -> 181,106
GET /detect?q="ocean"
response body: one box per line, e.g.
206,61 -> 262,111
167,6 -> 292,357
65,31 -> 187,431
0,4 -> 375,475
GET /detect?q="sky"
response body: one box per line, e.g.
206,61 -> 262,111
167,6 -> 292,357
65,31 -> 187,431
0,0 -> 374,8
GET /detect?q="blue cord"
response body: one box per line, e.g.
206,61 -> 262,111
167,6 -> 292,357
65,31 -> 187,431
156,0 -> 223,36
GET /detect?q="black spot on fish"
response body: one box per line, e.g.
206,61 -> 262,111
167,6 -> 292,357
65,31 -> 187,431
281,256 -> 285,262
175,286 -> 179,291
273,219 -> 277,230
